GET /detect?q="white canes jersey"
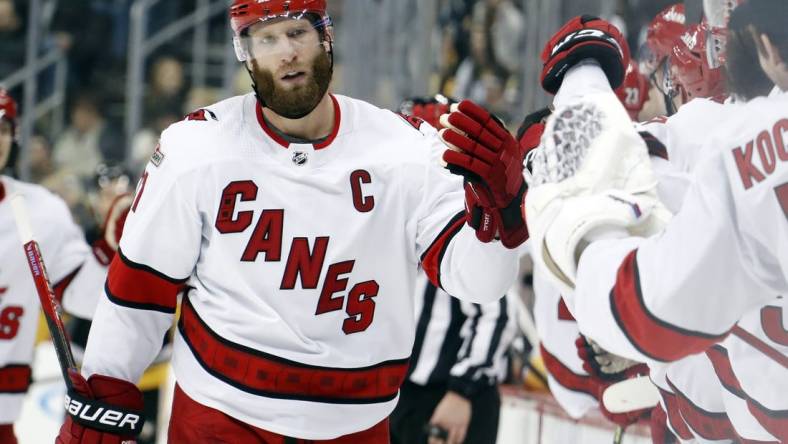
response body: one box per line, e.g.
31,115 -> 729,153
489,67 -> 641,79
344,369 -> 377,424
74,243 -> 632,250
81,93 -> 519,439
541,64 -> 692,421
705,298 -> 788,442
568,88 -> 788,364
637,97 -> 732,175
532,271 -> 598,419
548,65 -> 788,440
651,356 -> 737,443
0,177 -> 89,423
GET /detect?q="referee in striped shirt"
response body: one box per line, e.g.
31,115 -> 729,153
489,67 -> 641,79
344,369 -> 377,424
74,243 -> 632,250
390,272 -> 517,444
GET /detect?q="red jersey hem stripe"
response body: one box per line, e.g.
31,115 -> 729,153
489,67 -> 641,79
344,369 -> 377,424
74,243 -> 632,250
0,364 -> 32,394
178,297 -> 409,404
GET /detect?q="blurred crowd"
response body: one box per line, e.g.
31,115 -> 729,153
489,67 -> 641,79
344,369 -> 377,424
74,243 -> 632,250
0,0 -> 678,239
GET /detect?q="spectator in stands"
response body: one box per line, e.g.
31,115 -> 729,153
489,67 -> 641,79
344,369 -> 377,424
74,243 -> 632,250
485,0 -> 525,78
51,0 -> 113,100
39,169 -> 92,227
453,17 -> 514,123
143,55 -> 188,129
436,0 -> 475,93
130,108 -> 179,176
0,0 -> 25,80
28,134 -> 55,183
53,93 -> 122,180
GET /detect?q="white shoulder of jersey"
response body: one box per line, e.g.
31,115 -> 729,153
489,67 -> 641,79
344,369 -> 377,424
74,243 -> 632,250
155,94 -> 250,173
333,94 -> 442,165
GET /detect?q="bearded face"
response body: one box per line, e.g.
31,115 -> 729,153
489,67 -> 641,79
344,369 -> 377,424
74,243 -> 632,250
249,48 -> 332,119
244,18 -> 333,119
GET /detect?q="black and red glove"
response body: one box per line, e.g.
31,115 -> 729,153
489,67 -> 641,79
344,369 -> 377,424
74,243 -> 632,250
575,335 -> 648,382
575,336 -> 651,427
440,100 -> 541,248
540,15 -> 630,95
91,193 -> 133,266
57,369 -> 145,444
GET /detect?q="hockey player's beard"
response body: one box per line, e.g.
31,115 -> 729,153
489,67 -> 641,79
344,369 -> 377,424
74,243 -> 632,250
252,51 -> 332,120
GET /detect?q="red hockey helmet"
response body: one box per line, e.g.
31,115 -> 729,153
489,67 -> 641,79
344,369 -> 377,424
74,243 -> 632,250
0,89 -> 18,124
670,23 -> 727,101
643,4 -> 687,74
230,0 -> 328,35
615,61 -> 649,120
230,0 -> 332,62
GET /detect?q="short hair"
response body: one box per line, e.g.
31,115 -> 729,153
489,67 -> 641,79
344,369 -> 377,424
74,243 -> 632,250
725,3 -> 775,100
733,0 -> 788,62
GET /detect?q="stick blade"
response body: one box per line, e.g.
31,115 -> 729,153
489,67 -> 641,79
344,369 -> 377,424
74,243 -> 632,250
602,375 -> 660,413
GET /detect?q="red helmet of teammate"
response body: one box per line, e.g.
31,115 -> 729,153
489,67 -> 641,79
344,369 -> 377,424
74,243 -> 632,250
615,61 -> 649,120
643,4 -> 687,73
229,0 -> 332,62
670,23 -> 727,101
230,0 -> 328,35
0,89 -> 18,128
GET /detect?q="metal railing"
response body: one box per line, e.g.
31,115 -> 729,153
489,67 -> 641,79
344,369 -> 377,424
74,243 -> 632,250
124,0 -> 233,157
0,0 -> 69,181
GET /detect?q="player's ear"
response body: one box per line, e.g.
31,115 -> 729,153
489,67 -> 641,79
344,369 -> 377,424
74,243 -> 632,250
752,29 -> 782,68
321,29 -> 334,52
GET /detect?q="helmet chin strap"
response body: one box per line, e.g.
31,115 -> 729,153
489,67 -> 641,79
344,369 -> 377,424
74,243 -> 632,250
247,38 -> 334,120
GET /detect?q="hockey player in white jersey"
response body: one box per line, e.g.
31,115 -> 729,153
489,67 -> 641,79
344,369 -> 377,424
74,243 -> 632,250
524,2 -> 788,441
553,6 -> 780,442
58,1 -> 528,443
0,90 -> 128,443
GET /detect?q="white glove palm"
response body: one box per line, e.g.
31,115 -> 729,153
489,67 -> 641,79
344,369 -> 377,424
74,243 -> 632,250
524,92 -> 671,294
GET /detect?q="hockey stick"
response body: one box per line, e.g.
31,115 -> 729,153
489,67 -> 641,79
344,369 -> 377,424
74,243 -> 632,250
602,375 -> 660,413
11,194 -> 77,387
612,426 -> 625,444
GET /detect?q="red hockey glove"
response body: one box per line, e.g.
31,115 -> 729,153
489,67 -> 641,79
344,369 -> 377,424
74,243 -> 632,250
91,193 -> 133,266
540,15 -> 630,95
399,95 -> 456,130
57,369 -> 145,444
574,336 -> 652,427
440,100 -> 532,248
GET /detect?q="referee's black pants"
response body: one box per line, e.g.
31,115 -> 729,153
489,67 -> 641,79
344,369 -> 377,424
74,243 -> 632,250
389,380 -> 500,444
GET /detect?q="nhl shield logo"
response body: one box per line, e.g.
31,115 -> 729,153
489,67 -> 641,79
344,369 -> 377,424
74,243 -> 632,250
292,151 -> 308,166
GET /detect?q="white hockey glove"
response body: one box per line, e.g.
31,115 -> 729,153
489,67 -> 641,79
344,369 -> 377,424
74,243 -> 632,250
524,92 -> 671,294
